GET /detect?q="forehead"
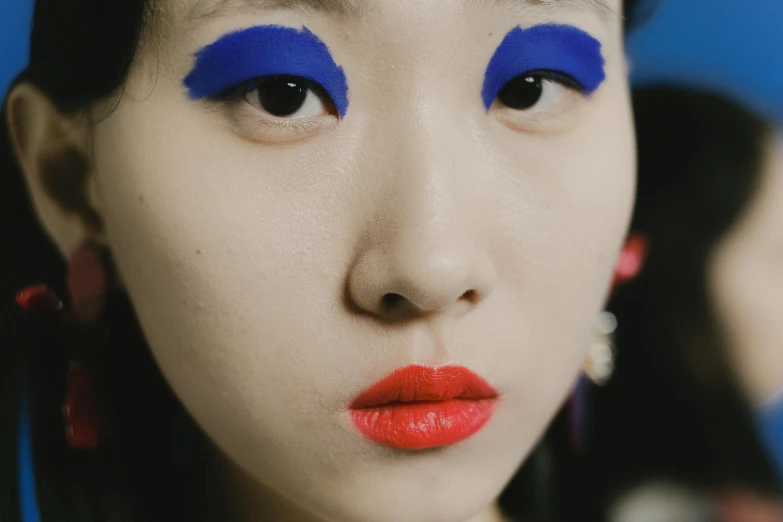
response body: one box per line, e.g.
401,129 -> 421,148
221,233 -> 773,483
138,0 -> 624,72
166,0 -> 618,24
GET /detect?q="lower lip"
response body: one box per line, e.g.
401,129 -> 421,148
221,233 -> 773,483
350,398 -> 496,450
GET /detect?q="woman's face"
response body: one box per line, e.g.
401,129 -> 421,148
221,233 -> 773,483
712,134 -> 783,405
88,0 -> 634,520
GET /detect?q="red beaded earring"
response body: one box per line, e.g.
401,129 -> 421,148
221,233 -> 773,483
15,241 -> 109,450
610,233 -> 648,293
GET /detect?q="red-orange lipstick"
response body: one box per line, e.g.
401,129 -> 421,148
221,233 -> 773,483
350,365 -> 498,450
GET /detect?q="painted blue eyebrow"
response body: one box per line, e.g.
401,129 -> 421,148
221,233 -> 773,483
184,25 -> 349,118
482,24 -> 606,111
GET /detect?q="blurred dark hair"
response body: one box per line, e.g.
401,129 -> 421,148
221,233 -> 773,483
582,87 -> 781,519
0,2 -> 228,521
1,1 -> 646,520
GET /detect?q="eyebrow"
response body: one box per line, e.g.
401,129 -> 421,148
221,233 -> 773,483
476,0 -> 612,18
185,0 -> 364,21
186,0 -> 613,23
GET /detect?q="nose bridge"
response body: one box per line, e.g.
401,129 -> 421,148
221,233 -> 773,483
392,128 -> 471,257
347,107 -> 496,319
384,101 -> 484,256
387,99 -> 480,218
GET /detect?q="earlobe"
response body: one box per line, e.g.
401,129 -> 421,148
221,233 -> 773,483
6,83 -> 105,259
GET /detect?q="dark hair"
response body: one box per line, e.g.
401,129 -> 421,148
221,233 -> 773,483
580,87 -> 781,519
1,1 -> 646,520
0,2 -> 227,521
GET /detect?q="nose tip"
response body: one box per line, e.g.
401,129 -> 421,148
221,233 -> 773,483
347,246 -> 494,321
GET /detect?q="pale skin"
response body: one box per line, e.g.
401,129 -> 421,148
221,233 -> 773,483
711,133 -> 783,407
7,0 -> 635,521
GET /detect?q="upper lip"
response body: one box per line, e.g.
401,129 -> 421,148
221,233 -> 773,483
350,364 -> 498,409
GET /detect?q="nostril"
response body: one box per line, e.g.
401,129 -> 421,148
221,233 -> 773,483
381,293 -> 404,309
461,289 -> 478,302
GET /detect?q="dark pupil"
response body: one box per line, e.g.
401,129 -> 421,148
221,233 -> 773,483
257,76 -> 309,117
497,75 -> 543,110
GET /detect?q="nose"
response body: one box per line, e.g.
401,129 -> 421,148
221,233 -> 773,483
347,122 -> 496,322
348,238 -> 493,320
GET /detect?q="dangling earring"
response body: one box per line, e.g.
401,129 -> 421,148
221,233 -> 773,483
584,233 -> 647,383
571,311 -> 618,450
62,241 -> 108,449
16,241 -> 109,450
584,310 -> 617,385
572,236 -> 647,446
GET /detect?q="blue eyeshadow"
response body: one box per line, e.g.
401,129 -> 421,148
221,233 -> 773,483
184,25 -> 349,117
482,24 -> 606,111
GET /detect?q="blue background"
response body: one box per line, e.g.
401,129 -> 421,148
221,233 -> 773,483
2,0 -> 783,124
1,0 -> 33,99
627,0 -> 783,124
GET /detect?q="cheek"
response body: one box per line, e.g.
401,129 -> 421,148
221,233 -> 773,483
90,95 -> 372,453
487,70 -> 635,309
478,70 -> 635,423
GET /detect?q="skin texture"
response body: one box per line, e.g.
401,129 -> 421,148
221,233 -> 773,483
711,134 -> 783,406
7,0 -> 635,520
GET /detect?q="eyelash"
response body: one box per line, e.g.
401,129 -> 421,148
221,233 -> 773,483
208,70 -> 585,104
524,70 -> 586,93
208,81 -> 250,103
208,74 -> 333,105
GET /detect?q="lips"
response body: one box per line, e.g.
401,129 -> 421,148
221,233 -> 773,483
350,365 -> 498,450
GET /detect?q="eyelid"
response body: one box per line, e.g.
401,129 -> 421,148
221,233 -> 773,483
526,70 -> 586,93
495,98 -> 581,133
184,25 -> 350,117
492,82 -> 583,133
482,23 -> 605,111
219,98 -> 336,144
207,79 -> 256,102
207,75 -> 332,107
207,79 -> 338,143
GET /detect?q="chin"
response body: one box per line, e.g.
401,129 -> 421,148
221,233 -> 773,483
309,480 -> 503,522
279,441 -> 521,522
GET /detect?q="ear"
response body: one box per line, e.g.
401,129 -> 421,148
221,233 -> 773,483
6,83 -> 105,260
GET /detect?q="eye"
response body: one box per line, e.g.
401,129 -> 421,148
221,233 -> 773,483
241,75 -> 334,119
496,72 -> 582,112
210,75 -> 340,143
491,71 -> 587,133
